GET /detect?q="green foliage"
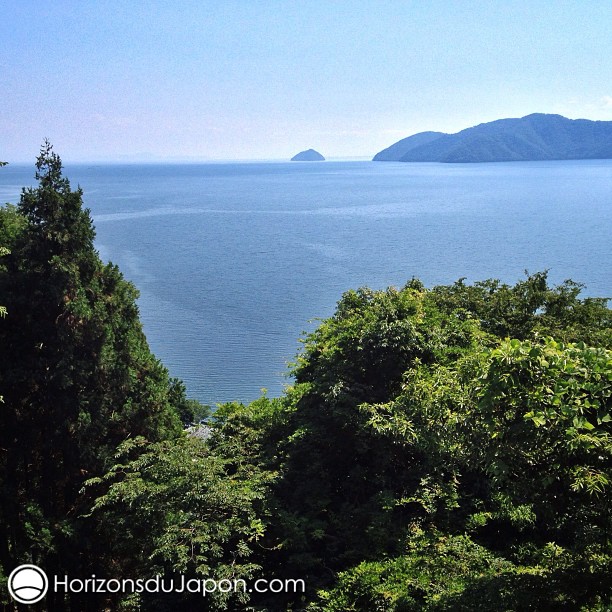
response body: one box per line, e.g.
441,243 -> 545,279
86,434 -> 268,610
468,338 -> 612,567
249,273 -> 612,608
0,144 -> 186,605
0,244 -> 8,320
0,204 -> 27,253
209,393 -> 292,473
315,540 -> 611,611
430,271 -> 612,346
272,285 -> 486,572
479,338 -> 611,493
312,533 -> 519,611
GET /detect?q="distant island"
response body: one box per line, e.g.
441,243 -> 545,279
373,113 -> 612,163
291,149 -> 325,161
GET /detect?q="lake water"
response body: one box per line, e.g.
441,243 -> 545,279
1,160 -> 611,405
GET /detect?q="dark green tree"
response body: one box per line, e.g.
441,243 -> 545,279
0,143 -> 184,609
0,162 -> 13,321
271,283 -> 486,579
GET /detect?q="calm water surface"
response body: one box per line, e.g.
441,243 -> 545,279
2,160 -> 611,404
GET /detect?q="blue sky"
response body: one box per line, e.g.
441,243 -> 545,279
2,0 -> 612,162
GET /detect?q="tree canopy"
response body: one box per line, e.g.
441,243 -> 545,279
210,274 -> 611,609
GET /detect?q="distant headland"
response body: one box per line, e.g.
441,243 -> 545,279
291,149 -> 325,161
373,114 -> 612,163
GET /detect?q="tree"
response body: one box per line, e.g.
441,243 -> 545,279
0,161 -> 13,325
270,282 -> 488,578
86,434 -> 269,611
315,338 -> 612,611
0,143 -> 184,609
468,339 -> 611,578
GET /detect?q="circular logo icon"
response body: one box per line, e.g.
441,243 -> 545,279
8,564 -> 49,604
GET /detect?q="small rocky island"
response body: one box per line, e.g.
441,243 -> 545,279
291,149 -> 325,161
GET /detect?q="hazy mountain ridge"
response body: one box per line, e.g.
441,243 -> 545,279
374,114 -> 612,163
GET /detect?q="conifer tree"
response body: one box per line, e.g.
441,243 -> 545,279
0,143 -> 183,607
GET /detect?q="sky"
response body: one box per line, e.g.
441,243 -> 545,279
2,0 -> 612,162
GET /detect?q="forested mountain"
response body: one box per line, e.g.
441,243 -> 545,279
1,148 -> 611,610
374,113 -> 612,163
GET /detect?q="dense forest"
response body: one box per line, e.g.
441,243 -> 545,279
0,146 -> 611,610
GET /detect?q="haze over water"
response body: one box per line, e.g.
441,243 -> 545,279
1,160 -> 610,405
